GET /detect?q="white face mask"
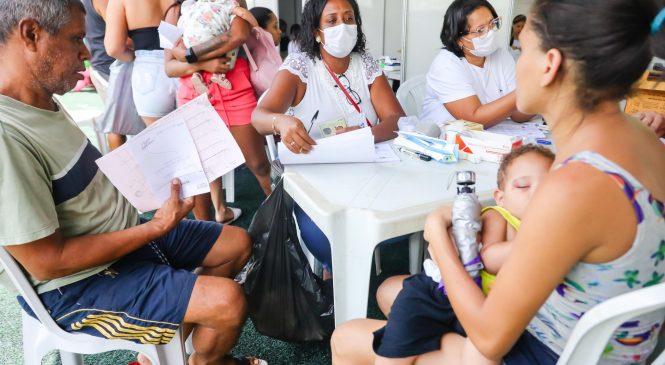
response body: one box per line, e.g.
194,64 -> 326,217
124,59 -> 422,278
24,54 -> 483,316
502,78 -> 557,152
463,29 -> 500,57
320,24 -> 358,58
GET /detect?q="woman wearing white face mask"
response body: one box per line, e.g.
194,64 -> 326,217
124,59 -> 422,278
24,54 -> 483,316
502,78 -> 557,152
420,0 -> 534,128
251,0 -> 405,275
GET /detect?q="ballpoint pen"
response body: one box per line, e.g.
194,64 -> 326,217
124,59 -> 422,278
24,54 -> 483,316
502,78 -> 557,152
307,110 -> 319,134
398,147 -> 432,161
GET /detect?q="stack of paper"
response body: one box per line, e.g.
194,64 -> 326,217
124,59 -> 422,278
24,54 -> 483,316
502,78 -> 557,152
487,121 -> 547,139
278,127 -> 375,164
96,95 -> 245,211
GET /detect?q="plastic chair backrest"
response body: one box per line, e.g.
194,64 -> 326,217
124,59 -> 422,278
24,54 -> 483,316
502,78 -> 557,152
395,75 -> 427,117
0,247 -> 71,337
556,282 -> 665,365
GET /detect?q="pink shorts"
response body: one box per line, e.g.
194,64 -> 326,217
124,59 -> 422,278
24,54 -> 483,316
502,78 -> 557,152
178,58 -> 257,127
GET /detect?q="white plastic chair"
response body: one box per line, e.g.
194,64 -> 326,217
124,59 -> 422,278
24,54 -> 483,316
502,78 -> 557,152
395,75 -> 427,117
0,247 -> 187,365
557,282 -> 665,365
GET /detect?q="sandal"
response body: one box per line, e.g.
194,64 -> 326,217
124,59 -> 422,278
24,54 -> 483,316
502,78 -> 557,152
218,207 -> 242,225
232,356 -> 268,365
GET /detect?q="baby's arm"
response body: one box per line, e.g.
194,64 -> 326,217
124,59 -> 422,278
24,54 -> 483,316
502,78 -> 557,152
479,209 -> 512,275
232,6 -> 259,29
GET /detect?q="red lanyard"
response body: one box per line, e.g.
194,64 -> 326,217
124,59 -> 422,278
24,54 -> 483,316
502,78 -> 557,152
322,60 -> 373,128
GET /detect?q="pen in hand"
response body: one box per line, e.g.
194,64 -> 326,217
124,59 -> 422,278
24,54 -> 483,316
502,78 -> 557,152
307,110 -> 320,134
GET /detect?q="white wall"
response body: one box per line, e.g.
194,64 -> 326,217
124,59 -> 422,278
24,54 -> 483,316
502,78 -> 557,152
402,0 -> 515,81
383,0 -> 404,59
512,0 -> 535,19
356,0 -> 386,59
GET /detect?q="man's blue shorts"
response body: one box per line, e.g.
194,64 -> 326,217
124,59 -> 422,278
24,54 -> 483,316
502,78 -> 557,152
18,219 -> 222,345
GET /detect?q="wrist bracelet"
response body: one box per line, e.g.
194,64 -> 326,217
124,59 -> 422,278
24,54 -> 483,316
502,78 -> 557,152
272,115 -> 280,135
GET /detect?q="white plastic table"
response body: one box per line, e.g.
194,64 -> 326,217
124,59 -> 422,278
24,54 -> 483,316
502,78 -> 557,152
282,153 -> 499,325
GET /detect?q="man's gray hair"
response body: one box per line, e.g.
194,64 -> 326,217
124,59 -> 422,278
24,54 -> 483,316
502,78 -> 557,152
0,0 -> 85,44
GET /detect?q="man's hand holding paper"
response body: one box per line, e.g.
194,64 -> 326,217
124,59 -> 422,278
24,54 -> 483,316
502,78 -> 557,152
96,95 -> 245,211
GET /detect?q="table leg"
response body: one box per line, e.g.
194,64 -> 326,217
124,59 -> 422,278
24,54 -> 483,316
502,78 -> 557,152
330,234 -> 378,326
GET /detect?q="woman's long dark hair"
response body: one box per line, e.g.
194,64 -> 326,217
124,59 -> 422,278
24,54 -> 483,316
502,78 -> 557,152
530,0 -> 657,110
164,0 -> 184,20
299,0 -> 367,60
510,14 -> 526,46
249,7 -> 275,30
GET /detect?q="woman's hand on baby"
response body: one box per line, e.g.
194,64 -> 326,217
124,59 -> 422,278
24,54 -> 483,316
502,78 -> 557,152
232,6 -> 259,29
275,115 -> 317,154
171,39 -> 187,62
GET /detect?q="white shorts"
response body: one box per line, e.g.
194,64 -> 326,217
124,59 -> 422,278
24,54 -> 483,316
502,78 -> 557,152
131,50 -> 180,118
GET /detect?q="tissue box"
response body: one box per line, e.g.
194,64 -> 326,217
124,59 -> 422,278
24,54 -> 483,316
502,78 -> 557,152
449,130 -> 522,163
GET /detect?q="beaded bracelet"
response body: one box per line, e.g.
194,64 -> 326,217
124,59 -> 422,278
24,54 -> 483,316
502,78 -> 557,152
272,115 -> 280,135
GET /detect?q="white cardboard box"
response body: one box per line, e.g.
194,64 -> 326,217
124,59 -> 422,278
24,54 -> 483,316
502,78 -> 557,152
450,130 -> 522,163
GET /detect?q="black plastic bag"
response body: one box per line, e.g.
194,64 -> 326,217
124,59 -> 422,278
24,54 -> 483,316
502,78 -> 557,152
243,179 -> 334,342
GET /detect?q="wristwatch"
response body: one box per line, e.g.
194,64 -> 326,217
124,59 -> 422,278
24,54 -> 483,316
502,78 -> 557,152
185,47 -> 198,63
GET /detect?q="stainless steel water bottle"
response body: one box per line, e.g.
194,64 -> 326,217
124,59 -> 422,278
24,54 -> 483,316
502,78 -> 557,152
451,171 -> 483,280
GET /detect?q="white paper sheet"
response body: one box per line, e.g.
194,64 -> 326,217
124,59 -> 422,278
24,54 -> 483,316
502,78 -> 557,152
278,127 -> 375,164
487,121 -> 547,139
96,95 -> 245,211
166,95 -> 246,181
374,142 -> 400,163
128,118 -> 208,203
158,21 -> 183,49
96,146 -> 160,211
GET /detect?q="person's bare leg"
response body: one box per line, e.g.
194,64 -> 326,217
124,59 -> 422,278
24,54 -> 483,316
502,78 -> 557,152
209,178 -> 236,224
413,333 -> 500,365
141,116 -> 159,126
377,356 -> 418,365
137,226 -> 252,365
185,276 -> 247,365
331,319 -> 386,365
188,225 -> 253,364
376,275 -> 409,317
106,133 -> 126,150
198,224 -> 251,279
193,193 -> 213,221
229,124 -> 272,196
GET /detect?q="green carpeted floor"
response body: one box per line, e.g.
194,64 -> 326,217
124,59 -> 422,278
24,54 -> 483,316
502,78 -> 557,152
0,90 -> 412,365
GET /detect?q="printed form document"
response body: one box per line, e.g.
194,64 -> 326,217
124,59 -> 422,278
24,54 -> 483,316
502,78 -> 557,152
96,95 -> 245,211
278,127 -> 399,164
